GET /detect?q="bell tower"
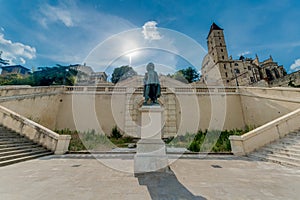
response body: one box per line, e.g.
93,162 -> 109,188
204,23 -> 230,84
207,22 -> 228,63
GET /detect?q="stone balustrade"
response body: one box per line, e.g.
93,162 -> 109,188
0,105 -> 70,154
64,86 -> 239,94
229,108 -> 300,156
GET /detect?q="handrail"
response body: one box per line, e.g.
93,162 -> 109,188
229,108 -> 300,156
0,105 -> 70,154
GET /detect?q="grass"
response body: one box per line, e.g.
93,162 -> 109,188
56,126 -> 253,153
167,126 -> 253,152
55,128 -> 136,151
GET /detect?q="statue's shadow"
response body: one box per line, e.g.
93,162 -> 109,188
136,169 -> 207,200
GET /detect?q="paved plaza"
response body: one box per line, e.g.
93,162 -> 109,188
0,154 -> 299,200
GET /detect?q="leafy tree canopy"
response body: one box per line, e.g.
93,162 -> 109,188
169,67 -> 199,83
0,64 -> 78,86
111,65 -> 137,84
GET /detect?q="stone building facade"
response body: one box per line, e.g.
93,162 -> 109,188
201,23 -> 286,86
0,65 -> 30,76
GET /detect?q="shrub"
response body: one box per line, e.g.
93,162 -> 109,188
188,140 -> 200,152
111,125 -> 122,139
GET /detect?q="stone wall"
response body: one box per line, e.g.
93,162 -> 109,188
239,87 -> 300,127
269,70 -> 300,87
0,85 -> 300,138
0,86 -> 63,129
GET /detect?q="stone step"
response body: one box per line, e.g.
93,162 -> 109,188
0,149 -> 51,162
0,147 -> 46,157
0,125 -> 53,166
0,137 -> 29,142
274,139 -> 300,146
0,139 -> 33,145
0,133 -> 25,137
260,148 -> 300,160
0,144 -> 41,153
0,142 -> 36,149
249,153 -> 300,167
247,131 -> 300,168
262,146 -> 300,155
269,143 -> 300,150
0,151 -> 53,167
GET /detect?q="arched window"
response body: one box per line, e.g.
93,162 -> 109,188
265,69 -> 274,81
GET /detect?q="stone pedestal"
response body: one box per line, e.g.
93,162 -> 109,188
134,105 -> 168,174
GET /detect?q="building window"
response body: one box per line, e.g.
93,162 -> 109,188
225,72 -> 228,77
226,80 -> 229,83
224,64 -> 226,69
222,56 -> 224,59
234,63 -> 239,66
248,66 -> 251,70
220,43 -> 222,46
234,68 -> 240,74
250,77 -> 255,83
221,49 -> 223,52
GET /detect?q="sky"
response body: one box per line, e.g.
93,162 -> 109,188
0,0 -> 300,75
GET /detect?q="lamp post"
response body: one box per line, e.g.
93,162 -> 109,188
234,69 -> 239,87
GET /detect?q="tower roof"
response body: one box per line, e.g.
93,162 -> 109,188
207,22 -> 223,38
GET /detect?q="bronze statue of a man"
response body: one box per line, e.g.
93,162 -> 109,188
143,62 -> 161,105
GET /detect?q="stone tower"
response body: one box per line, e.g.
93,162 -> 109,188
206,22 -> 230,84
207,23 -> 228,62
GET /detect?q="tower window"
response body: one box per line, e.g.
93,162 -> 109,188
234,68 -> 240,74
234,63 -> 239,66
224,64 -> 226,69
221,49 -> 223,52
248,66 -> 251,70
220,43 -> 222,46
225,72 -> 228,77
222,56 -> 225,59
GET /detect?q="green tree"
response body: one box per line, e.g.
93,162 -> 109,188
33,64 -> 78,86
178,67 -> 199,83
170,67 -> 199,83
111,65 -> 137,84
172,71 -> 189,83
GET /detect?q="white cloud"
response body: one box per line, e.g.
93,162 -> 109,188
0,27 -> 4,32
238,51 -> 251,57
38,3 -> 75,28
84,22 -> 206,75
290,59 -> 300,72
142,21 -> 162,40
31,2 -> 136,65
0,33 -> 36,65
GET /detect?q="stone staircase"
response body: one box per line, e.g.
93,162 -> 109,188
0,125 -> 53,167
248,131 -> 300,167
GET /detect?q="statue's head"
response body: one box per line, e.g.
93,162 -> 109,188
146,62 -> 155,72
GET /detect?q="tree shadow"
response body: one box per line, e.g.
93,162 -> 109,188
136,169 -> 207,200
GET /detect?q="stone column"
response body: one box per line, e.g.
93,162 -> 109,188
134,105 -> 168,174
